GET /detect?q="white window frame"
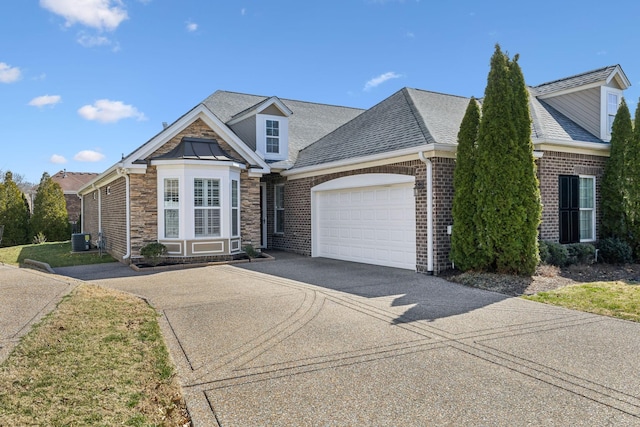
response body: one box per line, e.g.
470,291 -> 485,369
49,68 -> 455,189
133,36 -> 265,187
600,87 -> 622,140
163,178 -> 180,238
579,175 -> 596,242
257,114 -> 289,161
231,179 -> 239,237
274,184 -> 285,234
194,178 -> 221,237
265,119 -> 280,154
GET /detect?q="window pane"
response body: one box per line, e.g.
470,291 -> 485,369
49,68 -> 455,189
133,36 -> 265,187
608,93 -> 618,113
194,179 -> 204,207
580,210 -> 593,240
165,209 -> 179,238
267,137 -> 279,153
232,180 -> 238,207
164,179 -> 179,208
579,178 -> 594,209
232,209 -> 238,236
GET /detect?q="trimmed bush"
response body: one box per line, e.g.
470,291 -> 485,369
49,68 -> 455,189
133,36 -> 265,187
598,237 -> 633,264
566,243 -> 596,264
546,242 -> 570,267
140,242 -> 167,266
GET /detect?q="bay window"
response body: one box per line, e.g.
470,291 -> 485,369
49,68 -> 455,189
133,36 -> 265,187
194,178 -> 221,237
164,178 -> 179,238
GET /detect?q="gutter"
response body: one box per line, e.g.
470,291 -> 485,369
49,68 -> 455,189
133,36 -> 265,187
118,168 -> 131,260
418,151 -> 434,274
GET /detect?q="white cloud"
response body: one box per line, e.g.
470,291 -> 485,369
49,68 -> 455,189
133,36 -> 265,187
363,71 -> 402,91
186,21 -> 198,32
78,99 -> 146,123
29,95 -> 62,107
77,32 -> 112,47
50,154 -> 67,164
74,150 -> 105,162
40,0 -> 128,31
0,62 -> 21,83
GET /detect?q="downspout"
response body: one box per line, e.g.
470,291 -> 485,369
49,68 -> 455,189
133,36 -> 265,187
418,151 -> 434,274
118,168 -> 131,260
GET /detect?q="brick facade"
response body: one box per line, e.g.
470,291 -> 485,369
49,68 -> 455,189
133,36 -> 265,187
270,160 -> 454,274
82,190 -> 99,242
100,177 -> 127,259
537,151 -> 606,242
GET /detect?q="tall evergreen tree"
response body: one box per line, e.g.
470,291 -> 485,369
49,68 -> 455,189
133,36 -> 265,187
0,171 -> 30,246
451,97 -> 481,270
601,98 -> 632,240
626,99 -> 640,256
31,172 -> 69,242
473,44 -> 541,275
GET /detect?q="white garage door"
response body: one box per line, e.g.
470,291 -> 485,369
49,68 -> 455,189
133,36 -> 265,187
313,175 -> 416,270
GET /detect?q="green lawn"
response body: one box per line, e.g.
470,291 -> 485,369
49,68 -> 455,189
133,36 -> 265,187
524,281 -> 640,322
0,241 -> 116,268
0,284 -> 189,425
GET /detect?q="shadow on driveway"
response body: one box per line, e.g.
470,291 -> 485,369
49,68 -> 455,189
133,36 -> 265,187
238,251 -> 510,324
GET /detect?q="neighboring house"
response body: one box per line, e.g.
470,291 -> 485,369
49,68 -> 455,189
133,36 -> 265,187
51,170 -> 99,225
78,65 -> 630,274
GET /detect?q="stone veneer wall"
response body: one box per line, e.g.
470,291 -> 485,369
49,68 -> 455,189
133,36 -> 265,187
127,118 -> 261,258
537,151 -> 606,242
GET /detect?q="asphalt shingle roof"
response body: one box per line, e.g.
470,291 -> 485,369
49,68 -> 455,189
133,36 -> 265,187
293,88 -> 470,169
201,91 -> 364,167
531,65 -> 618,96
51,171 -> 99,193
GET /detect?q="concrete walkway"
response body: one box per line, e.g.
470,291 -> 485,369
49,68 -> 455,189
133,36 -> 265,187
0,264 -> 77,364
66,253 -> 639,426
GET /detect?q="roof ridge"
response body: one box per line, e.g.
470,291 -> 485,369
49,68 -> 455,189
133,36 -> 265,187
402,88 -> 436,145
209,90 -> 365,112
532,64 -> 618,88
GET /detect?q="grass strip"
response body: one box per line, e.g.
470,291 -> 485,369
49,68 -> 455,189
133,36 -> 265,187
0,241 -> 116,268
524,281 -> 640,322
0,284 -> 189,426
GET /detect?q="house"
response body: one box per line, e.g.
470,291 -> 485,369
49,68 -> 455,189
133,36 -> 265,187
51,170 -> 99,227
78,65 -> 630,274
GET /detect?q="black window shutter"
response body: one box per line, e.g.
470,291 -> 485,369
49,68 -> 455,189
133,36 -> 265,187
559,175 -> 579,244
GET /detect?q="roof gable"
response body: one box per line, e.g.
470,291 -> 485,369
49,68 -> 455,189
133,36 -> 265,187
293,88 -> 470,169
532,64 -> 630,98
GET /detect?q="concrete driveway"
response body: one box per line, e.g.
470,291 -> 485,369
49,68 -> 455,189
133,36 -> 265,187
61,253 -> 640,426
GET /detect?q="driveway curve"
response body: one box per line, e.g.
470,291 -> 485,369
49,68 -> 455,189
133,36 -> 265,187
68,253 -> 640,426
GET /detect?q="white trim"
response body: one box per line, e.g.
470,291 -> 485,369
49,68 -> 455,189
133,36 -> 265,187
578,175 -> 596,243
311,174 -> 415,192
600,87 -> 623,141
536,81 -> 604,99
283,144 -> 456,179
419,152 -> 434,273
533,139 -> 610,156
257,114 -> 289,161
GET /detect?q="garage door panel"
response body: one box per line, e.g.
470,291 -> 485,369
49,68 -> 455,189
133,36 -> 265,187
315,181 -> 416,270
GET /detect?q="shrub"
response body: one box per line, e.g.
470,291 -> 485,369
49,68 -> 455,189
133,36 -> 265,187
566,243 -> 596,264
597,237 -> 633,264
243,244 -> 259,259
140,242 -> 167,266
538,241 -> 551,265
546,242 -> 569,267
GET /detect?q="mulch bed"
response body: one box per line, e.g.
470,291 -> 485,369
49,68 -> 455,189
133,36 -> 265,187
441,263 -> 640,297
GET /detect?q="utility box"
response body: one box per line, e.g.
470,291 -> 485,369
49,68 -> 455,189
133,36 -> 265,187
72,233 -> 91,251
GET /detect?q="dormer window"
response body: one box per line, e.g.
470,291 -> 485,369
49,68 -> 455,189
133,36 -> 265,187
607,93 -> 619,134
257,114 -> 289,161
266,120 -> 280,153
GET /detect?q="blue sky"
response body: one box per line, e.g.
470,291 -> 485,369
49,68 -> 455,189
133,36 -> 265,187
2,0 -> 639,184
